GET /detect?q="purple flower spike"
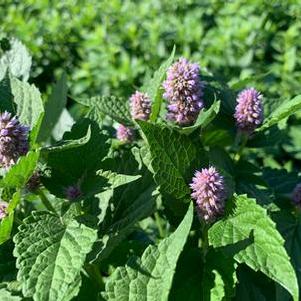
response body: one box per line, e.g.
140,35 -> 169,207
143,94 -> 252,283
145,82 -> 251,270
65,185 -> 82,201
234,88 -> 264,134
0,111 -> 29,167
163,57 -> 203,125
116,124 -> 135,143
190,166 -> 227,222
130,91 -> 151,121
0,201 -> 8,220
292,183 -> 301,207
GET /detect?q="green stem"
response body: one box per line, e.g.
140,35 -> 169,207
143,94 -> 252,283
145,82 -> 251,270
37,189 -> 56,213
154,211 -> 165,238
234,132 -> 248,161
201,224 -> 209,262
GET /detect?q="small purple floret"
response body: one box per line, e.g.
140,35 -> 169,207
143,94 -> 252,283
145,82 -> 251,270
130,91 -> 151,121
116,124 -> 135,143
234,87 -> 264,134
0,201 -> 8,220
65,185 -> 82,201
190,166 -> 227,222
163,57 -> 203,125
0,111 -> 29,167
292,183 -> 301,207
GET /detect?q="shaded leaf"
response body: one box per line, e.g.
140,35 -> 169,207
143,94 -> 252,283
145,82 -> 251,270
103,203 -> 193,301
208,195 -> 299,301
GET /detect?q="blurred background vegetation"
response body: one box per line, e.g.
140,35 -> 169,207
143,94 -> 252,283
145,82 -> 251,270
0,0 -> 300,101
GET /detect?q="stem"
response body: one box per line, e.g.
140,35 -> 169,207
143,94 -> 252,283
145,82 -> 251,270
154,211 -> 165,238
234,132 -> 248,161
201,224 -> 209,262
37,189 -> 57,213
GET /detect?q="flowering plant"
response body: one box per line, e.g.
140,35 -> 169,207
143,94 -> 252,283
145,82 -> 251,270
1,40 -> 301,301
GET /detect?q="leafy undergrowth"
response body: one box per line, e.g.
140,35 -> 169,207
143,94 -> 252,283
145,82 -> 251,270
0,37 -> 301,301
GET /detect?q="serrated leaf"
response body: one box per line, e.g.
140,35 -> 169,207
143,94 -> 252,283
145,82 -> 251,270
42,125 -> 91,153
10,77 -> 44,128
138,121 -> 199,200
89,170 -> 156,262
259,95 -> 301,131
103,202 -> 193,301
169,247 -> 203,301
97,170 -> 141,188
52,109 -> 75,141
203,250 -> 237,301
0,73 -> 15,113
0,151 -> 39,189
178,100 -> 220,135
42,119 -> 109,198
0,38 -> 31,81
234,266 -> 276,301
273,210 -> 301,301
147,46 -> 175,122
0,288 -> 21,301
208,195 -> 299,301
76,96 -> 132,126
38,73 -> 68,142
13,211 -> 97,301
0,192 -> 20,245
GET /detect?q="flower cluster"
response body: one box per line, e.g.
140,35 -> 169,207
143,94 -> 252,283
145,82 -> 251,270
130,91 -> 151,121
292,183 -> 301,207
234,87 -> 264,133
163,58 -> 203,125
65,185 -> 82,201
0,201 -> 8,220
0,111 -> 29,167
190,166 -> 227,222
116,124 -> 135,143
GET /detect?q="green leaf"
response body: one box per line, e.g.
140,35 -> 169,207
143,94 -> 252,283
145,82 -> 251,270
10,77 -> 44,128
97,170 -> 141,188
138,121 -> 200,200
52,109 -> 75,141
203,250 -> 237,301
0,288 -> 21,301
42,119 -> 109,198
0,38 -> 31,81
273,210 -> 301,301
0,192 -> 20,245
76,96 -> 132,126
103,203 -> 193,301
13,211 -> 97,301
0,151 -> 39,189
89,170 -> 156,262
148,46 -> 175,122
0,73 -> 15,113
178,100 -> 220,135
42,125 -> 91,153
259,95 -> 301,131
208,195 -> 299,301
38,73 -> 68,142
169,247 -> 203,301
234,266 -> 276,301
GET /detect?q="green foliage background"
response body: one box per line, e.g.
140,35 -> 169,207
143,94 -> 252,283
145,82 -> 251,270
1,0 -> 300,99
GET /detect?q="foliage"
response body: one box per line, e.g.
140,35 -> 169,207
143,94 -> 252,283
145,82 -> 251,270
0,3 -> 301,301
